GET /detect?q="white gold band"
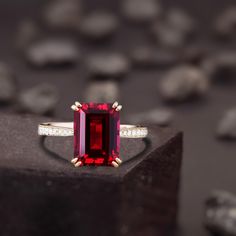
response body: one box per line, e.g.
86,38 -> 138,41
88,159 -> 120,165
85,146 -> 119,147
38,122 -> 148,138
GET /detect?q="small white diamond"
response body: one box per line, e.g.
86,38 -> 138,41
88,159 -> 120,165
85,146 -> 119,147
132,130 -> 137,136
123,130 -> 128,136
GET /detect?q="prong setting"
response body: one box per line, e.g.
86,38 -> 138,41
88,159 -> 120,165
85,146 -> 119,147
71,101 -> 83,111
71,104 -> 79,111
115,105 -> 122,111
112,161 -> 119,168
75,101 -> 82,107
74,161 -> 82,167
112,101 -> 119,109
71,157 -> 78,164
115,158 -> 122,165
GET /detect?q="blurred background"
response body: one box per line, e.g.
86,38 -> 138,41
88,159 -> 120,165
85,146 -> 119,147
0,0 -> 236,235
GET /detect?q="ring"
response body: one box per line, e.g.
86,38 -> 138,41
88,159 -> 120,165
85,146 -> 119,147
38,102 -> 148,168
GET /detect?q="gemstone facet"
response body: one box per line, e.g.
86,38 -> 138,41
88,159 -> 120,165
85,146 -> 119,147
74,103 -> 120,166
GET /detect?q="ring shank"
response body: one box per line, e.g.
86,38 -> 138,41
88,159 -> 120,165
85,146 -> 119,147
38,122 -> 148,138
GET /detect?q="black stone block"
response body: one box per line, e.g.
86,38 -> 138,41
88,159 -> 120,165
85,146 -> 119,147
0,113 -> 183,236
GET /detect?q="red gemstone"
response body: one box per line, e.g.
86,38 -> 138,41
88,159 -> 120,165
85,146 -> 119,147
74,103 -> 120,166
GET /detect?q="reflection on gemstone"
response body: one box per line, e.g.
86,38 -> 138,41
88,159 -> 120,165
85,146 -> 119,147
74,103 -> 120,166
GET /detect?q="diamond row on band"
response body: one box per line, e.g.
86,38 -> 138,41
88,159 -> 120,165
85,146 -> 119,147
38,126 -> 148,138
120,128 -> 148,138
38,126 -> 73,136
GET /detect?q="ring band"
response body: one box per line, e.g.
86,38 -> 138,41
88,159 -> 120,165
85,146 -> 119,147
38,122 -> 148,138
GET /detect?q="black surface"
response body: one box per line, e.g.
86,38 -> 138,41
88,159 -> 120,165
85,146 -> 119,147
0,113 -> 182,236
0,0 -> 236,235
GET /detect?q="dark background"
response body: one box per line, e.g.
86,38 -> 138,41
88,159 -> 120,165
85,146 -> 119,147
0,0 -> 236,235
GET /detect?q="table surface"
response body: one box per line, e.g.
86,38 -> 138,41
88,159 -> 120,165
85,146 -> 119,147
0,0 -> 236,235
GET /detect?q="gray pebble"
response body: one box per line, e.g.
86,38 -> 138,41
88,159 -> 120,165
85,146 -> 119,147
202,51 -> 236,79
152,22 -> 187,48
122,0 -> 161,23
25,39 -> 79,67
214,6 -> 236,37
153,8 -> 195,48
217,108 -> 236,139
84,81 -> 119,102
43,0 -> 82,30
166,8 -> 196,35
0,63 -> 16,103
182,44 -> 208,64
78,11 -> 119,40
130,46 -> 178,68
128,108 -> 173,126
201,57 -> 219,78
205,190 -> 236,235
18,83 -> 59,115
86,52 -> 130,78
16,20 -> 40,50
159,65 -> 209,102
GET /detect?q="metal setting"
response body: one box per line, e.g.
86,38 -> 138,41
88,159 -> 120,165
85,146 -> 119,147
39,101 -> 148,168
115,158 -> 122,165
71,104 -> 79,111
71,157 -> 78,164
112,101 -> 119,109
38,122 -> 148,138
75,101 -> 82,107
74,161 -> 82,167
112,161 -> 119,168
115,105 -> 122,111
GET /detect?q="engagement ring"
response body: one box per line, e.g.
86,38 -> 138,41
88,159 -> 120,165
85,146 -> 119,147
38,102 -> 148,168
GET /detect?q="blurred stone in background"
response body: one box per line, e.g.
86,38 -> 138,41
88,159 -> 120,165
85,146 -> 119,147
130,46 -> 178,68
86,52 -> 130,79
165,8 -> 196,36
152,8 -> 196,49
205,190 -> 236,236
18,83 -> 59,115
182,44 -> 209,65
214,6 -> 236,38
159,65 -> 209,102
128,108 -> 173,126
43,0 -> 82,30
16,19 -> 41,50
78,11 -> 119,40
152,22 -> 187,49
84,81 -> 119,102
202,51 -> 236,81
122,0 -> 161,23
0,63 -> 17,104
217,108 -> 236,140
25,39 -> 79,67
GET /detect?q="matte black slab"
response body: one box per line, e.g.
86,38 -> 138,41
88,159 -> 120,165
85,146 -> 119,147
0,113 -> 182,236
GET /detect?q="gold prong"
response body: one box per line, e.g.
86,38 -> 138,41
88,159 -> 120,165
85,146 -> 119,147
115,158 -> 122,164
74,161 -> 82,167
75,101 -> 82,107
115,105 -> 122,111
112,101 -> 119,109
71,104 -> 79,111
112,161 -> 119,168
71,157 -> 78,164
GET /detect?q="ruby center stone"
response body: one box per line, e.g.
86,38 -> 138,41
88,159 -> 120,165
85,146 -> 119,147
74,103 -> 120,166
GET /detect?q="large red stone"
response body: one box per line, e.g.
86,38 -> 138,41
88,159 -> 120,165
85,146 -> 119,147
74,103 -> 120,166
